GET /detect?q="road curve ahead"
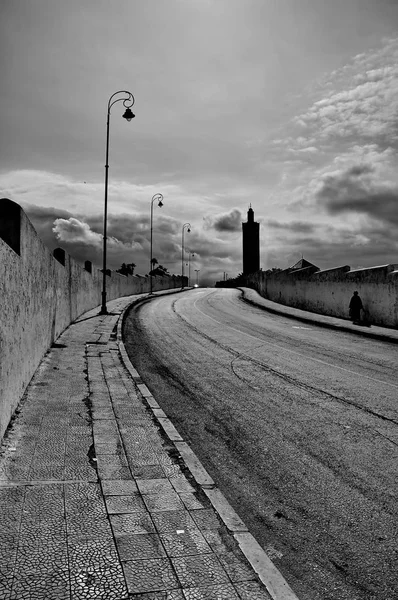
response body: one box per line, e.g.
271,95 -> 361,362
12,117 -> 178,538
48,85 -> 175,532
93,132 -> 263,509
124,287 -> 398,600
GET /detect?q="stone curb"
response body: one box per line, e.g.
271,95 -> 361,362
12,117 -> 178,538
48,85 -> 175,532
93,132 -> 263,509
238,287 -> 398,344
117,294 -> 300,600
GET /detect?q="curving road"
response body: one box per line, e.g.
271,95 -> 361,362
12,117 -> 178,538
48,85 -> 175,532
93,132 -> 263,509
123,287 -> 398,600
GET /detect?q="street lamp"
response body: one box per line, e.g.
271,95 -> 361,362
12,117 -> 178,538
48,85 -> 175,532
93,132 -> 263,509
181,223 -> 191,289
100,90 -> 135,315
150,193 -> 164,295
187,252 -> 194,287
194,269 -> 200,287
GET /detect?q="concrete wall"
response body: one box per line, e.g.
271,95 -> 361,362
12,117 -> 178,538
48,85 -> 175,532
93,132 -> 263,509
0,199 -> 184,439
242,263 -> 398,328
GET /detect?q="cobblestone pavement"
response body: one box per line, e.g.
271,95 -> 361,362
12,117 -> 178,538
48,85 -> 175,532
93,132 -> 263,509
0,294 -> 273,600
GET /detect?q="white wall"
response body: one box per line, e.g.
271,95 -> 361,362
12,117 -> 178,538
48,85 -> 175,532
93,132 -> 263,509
243,264 -> 398,328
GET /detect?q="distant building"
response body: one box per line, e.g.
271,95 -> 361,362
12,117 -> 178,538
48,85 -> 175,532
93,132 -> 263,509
283,257 -> 319,272
242,205 -> 260,275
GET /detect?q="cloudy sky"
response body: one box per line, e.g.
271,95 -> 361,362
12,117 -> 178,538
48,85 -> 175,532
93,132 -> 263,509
1,0 -> 398,284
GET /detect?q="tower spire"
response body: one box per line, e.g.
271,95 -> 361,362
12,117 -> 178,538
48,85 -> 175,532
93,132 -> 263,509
242,205 -> 259,274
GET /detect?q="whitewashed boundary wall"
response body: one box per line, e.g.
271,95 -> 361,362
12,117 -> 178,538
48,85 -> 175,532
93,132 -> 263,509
243,263 -> 398,328
0,198 -> 184,440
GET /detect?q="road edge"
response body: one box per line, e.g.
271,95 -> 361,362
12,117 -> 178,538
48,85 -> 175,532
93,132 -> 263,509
117,296 -> 300,600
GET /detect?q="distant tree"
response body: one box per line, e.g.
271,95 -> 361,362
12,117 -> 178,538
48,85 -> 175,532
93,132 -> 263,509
151,257 -> 159,267
149,264 -> 170,277
116,262 -> 136,276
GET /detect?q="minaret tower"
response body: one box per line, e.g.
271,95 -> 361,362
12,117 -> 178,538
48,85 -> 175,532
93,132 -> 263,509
242,204 -> 260,274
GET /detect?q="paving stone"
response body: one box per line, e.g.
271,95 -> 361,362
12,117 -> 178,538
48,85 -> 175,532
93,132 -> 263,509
151,511 -> 199,535
96,453 -> 128,468
0,461 -> 30,481
0,506 -> 23,534
171,555 -> 230,588
126,453 -> 161,467
0,572 -> 13,600
19,519 -> 67,540
0,530 -> 19,563
101,479 -> 139,495
65,437 -> 93,452
162,464 -> 186,479
94,440 -> 124,454
137,479 -> 175,495
216,551 -> 257,582
65,482 -> 107,515
68,516 -> 111,537
182,583 -> 240,599
160,529 -> 211,558
117,533 -> 167,560
123,557 -> 179,594
190,510 -> 221,532
22,484 -> 65,521
28,464 -> 65,480
93,418 -> 118,430
143,493 -> 186,513
110,513 -> 156,536
92,408 -> 115,419
10,569 -> 70,600
155,453 -> 175,466
105,494 -> 147,514
170,479 -> 195,494
131,465 -> 166,479
201,530 -> 235,555
93,433 -> 121,447
97,464 -> 132,480
64,463 -> 96,480
233,580 -> 273,599
67,534 -> 120,566
14,538 -> 69,576
70,564 -> 128,600
178,493 -> 206,511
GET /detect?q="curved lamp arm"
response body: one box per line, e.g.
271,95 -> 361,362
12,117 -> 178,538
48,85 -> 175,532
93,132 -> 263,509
108,90 -> 135,114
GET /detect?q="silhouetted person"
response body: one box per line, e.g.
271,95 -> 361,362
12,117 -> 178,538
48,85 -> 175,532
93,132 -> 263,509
349,291 -> 363,325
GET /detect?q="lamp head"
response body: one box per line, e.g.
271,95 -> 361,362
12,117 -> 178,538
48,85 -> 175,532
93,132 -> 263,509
122,108 -> 135,121
158,199 -> 163,208
187,227 -> 191,233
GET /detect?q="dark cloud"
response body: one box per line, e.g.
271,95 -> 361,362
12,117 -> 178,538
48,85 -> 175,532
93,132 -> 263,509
22,203 -> 76,251
84,213 -> 180,244
315,163 -> 398,226
204,209 -> 243,232
266,219 -> 398,271
267,219 -> 316,234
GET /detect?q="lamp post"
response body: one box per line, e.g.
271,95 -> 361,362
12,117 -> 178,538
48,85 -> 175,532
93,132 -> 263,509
188,252 -> 194,287
100,90 -> 135,315
150,193 -> 164,295
181,223 -> 191,289
194,269 -> 200,286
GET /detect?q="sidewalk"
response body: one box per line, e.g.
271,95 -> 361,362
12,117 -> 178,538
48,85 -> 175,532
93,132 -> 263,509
0,291 -> 297,600
240,287 -> 398,344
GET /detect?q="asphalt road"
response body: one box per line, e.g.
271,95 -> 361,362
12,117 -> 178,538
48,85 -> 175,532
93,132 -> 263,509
123,288 -> 398,600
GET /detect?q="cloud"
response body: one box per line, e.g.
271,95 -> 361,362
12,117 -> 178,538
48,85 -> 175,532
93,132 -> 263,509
267,219 -> 316,234
294,38 -> 398,148
204,209 -> 243,232
53,218 -> 103,246
263,217 -> 398,272
315,163 -> 398,226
